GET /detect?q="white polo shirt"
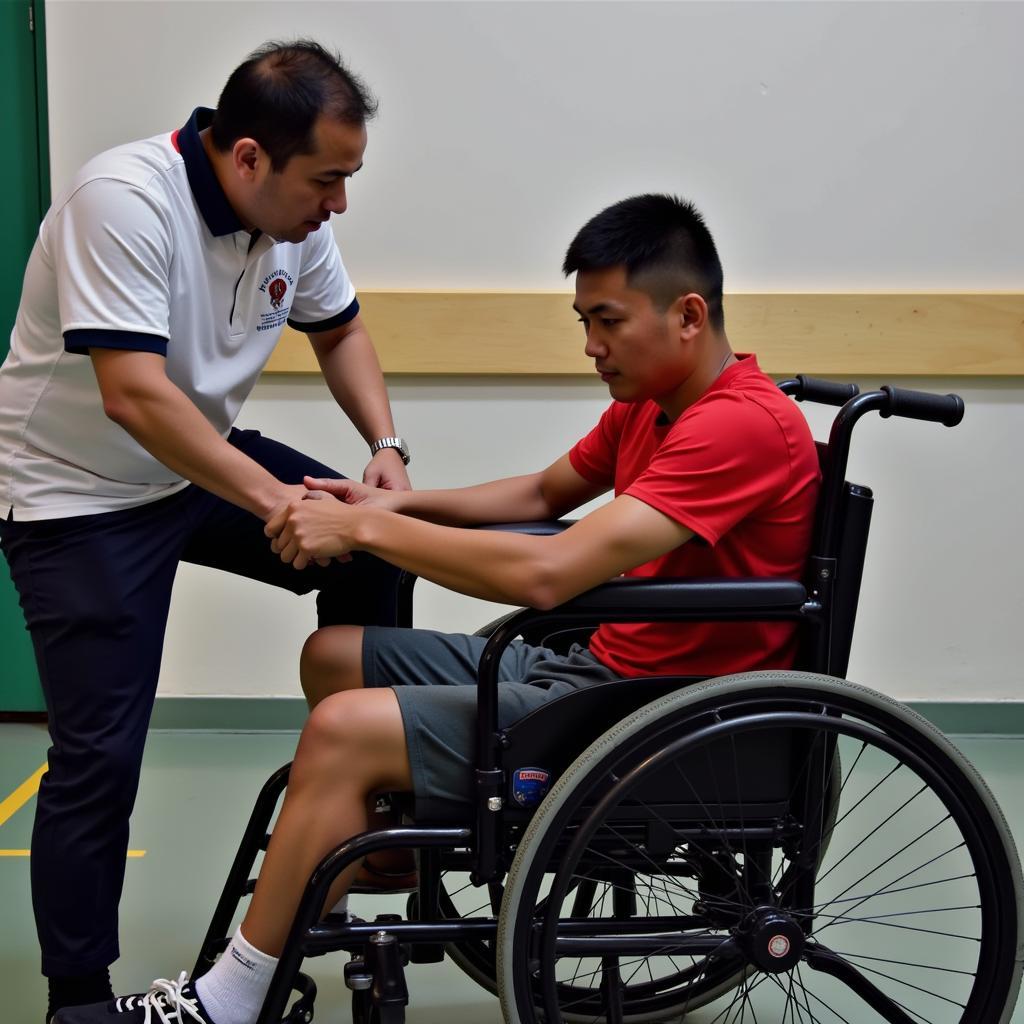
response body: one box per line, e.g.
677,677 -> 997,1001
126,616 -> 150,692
0,108 -> 359,521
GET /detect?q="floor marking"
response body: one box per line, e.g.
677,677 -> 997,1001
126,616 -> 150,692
0,850 -> 146,858
0,762 -> 47,828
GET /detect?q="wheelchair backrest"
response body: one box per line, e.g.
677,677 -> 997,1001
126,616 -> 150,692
794,441 -> 874,679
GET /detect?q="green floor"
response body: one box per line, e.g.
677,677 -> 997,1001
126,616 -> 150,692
2,723 -> 1023,1023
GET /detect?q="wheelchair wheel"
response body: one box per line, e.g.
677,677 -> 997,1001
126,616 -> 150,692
497,671 -> 1023,1024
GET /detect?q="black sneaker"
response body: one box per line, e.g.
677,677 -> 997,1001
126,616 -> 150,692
51,972 -> 213,1023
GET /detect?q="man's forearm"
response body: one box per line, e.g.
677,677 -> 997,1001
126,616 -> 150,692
314,322 -> 397,445
354,508 -> 561,606
106,378 -> 288,517
387,474 -> 557,526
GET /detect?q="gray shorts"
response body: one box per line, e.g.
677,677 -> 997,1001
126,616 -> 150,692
362,627 -> 621,820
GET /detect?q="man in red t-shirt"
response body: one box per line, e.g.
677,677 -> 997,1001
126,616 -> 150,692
62,195 -> 820,1024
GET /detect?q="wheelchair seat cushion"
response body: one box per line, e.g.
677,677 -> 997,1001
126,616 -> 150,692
362,626 -> 621,821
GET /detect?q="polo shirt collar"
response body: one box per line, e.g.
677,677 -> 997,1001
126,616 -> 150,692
177,107 -> 245,237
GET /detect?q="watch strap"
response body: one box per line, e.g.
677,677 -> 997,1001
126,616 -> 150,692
369,436 -> 410,465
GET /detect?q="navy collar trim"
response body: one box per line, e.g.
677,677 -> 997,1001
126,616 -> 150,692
177,107 -> 245,237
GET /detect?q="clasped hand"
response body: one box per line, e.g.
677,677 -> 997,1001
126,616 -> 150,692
264,476 -> 389,570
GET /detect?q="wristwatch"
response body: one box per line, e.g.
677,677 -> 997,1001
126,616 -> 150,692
369,436 -> 411,465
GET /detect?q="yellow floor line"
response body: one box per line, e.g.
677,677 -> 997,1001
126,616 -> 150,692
0,762 -> 48,828
0,850 -> 146,858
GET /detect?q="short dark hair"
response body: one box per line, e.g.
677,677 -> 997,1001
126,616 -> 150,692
211,40 -> 378,171
563,194 -> 725,332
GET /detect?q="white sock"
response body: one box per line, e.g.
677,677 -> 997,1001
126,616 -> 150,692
329,893 -> 349,918
195,927 -> 278,1024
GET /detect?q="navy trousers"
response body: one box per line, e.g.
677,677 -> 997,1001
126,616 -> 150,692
0,429 -> 401,976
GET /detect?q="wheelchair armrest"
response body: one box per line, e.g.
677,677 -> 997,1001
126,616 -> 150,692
475,575 -> 809,691
543,576 -> 807,617
477,519 -> 577,536
396,521 -> 577,625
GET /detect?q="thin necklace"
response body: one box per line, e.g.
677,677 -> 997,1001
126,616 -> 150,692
715,352 -> 734,378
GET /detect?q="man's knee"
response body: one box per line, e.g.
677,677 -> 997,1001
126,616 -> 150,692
40,740 -> 146,820
315,552 -> 402,628
294,689 -> 410,792
300,625 -> 365,706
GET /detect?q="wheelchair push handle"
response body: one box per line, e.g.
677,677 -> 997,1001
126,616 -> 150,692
778,376 -> 861,407
879,385 -> 964,427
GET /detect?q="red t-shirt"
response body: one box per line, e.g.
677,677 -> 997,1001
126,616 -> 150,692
568,355 -> 820,677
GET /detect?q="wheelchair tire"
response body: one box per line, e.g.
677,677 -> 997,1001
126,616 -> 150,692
497,671 -> 1024,1024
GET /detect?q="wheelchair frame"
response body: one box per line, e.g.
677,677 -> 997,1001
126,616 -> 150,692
193,377 -> 1023,1024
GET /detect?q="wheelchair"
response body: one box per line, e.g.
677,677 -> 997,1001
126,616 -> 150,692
195,377 -> 1023,1023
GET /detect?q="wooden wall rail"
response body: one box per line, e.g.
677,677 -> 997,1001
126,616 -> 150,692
265,292 -> 1024,377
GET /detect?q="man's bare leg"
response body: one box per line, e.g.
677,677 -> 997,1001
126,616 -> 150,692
189,688 -> 411,1024
242,687 -> 412,956
299,625 -> 414,881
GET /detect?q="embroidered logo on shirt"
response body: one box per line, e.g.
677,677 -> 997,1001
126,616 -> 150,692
257,269 -> 296,333
258,269 -> 295,302
268,278 -> 288,309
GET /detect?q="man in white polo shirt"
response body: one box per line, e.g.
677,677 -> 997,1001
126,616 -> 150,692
0,40 -> 410,1021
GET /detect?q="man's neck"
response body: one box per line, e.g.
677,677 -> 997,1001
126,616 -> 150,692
657,339 -> 736,422
199,128 -> 256,233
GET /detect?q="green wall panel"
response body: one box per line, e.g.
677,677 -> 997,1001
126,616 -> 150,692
1,0 -> 48,712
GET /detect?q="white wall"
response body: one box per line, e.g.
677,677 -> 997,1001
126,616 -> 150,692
44,1 -> 1024,701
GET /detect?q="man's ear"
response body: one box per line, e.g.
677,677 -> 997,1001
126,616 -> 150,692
674,293 -> 709,338
231,138 -> 263,181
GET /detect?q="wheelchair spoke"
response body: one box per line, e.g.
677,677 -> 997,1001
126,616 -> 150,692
810,838 -> 965,921
787,972 -> 805,1024
814,903 -> 982,927
832,957 -> 968,1011
813,911 -> 980,942
795,965 -> 829,1024
807,866 -> 974,915
824,755 -> 898,837
674,750 -> 752,908
773,746 -> 891,892
761,969 -> 833,1024
813,805 -> 947,890
716,970 -> 767,1024
571,832 -> 729,912
790,780 -> 929,897
806,944 -> 942,1024
794,964 -> 842,1024
639,878 -> 686,978
738,974 -> 763,1024
825,949 -> 977,977
767,731 -> 856,890
707,972 -> 753,1024
593,793 -> 785,927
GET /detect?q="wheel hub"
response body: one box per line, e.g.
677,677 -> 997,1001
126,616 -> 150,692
737,907 -> 806,973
